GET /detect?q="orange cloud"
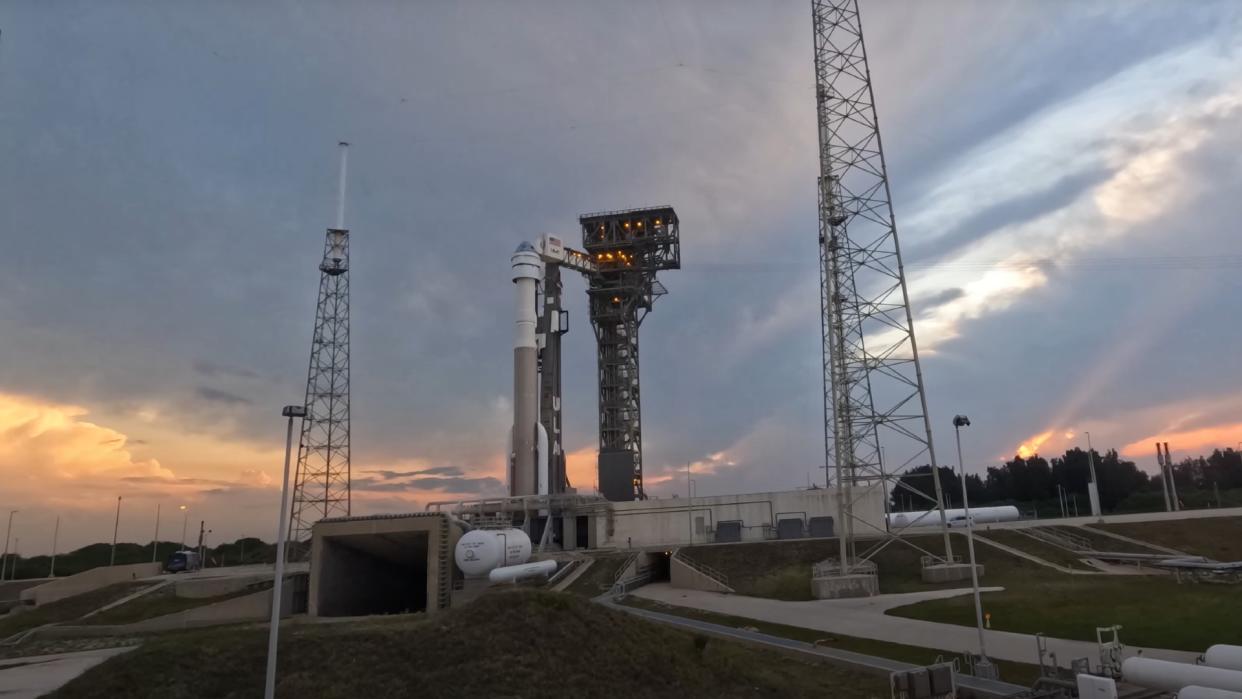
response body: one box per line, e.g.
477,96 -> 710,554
1120,422 -> 1242,460
0,392 -> 173,487
565,446 -> 597,493
1015,430 -> 1054,459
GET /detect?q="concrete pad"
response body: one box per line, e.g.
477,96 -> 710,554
631,583 -> 1199,668
921,563 -> 982,584
811,573 -> 879,599
0,646 -> 136,699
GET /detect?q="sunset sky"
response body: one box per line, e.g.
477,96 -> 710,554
2,1 -> 1241,552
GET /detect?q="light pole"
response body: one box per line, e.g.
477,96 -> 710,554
266,404 -> 306,699
0,510 -> 15,581
49,515 -> 60,578
1084,432 -> 1101,518
953,415 -> 990,670
180,505 -> 189,550
110,496 -> 122,566
152,503 -> 161,563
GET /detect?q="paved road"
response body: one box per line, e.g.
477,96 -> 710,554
138,561 -> 309,583
602,595 -> 1028,698
0,647 -> 136,698
632,583 -> 1200,668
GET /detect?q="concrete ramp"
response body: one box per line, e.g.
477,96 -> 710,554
20,563 -> 161,607
670,551 -> 733,593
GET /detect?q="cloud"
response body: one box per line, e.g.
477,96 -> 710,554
191,360 -> 261,380
195,386 -> 252,406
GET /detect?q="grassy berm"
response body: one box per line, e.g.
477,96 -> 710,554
50,590 -> 887,699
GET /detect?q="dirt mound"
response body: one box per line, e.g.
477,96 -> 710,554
51,589 -> 883,698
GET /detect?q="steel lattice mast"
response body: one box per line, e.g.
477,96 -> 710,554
812,0 -> 953,568
289,142 -> 353,546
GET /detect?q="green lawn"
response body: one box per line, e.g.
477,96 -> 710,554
1093,517 -> 1242,561
0,583 -> 153,639
886,573 -> 1242,652
972,530 -> 1093,570
51,590 -> 888,699
620,595 -> 1041,686
680,534 -> 1064,600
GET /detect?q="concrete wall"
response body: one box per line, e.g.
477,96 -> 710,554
21,562 -> 161,607
173,573 -> 271,599
589,488 -> 882,550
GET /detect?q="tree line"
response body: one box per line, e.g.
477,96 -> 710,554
891,446 -> 1242,514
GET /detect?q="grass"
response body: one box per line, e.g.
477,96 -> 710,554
562,554 -> 631,597
620,595 -> 1041,687
886,571 -> 1242,652
971,530 -> 1093,570
1093,517 -> 1242,561
680,534 -> 1068,600
1058,526 -> 1164,554
80,582 -> 273,626
50,589 -> 888,699
0,582 -> 153,639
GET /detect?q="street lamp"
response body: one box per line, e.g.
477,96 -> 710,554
266,404 -> 306,699
1,510 -> 16,581
1084,431 -> 1101,518
952,415 -> 992,675
180,505 -> 189,550
110,496 -> 122,566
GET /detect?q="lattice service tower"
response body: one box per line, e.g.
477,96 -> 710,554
289,142 -> 353,546
811,0 -> 953,573
581,207 -> 680,501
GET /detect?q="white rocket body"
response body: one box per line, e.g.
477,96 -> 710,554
511,243 -> 548,497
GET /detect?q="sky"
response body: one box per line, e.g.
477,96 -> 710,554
2,0 -> 1242,553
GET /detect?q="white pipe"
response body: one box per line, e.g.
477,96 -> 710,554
488,559 -> 557,583
1206,646 -> 1242,672
1122,658 -> 1242,694
335,141 -> 349,229
888,506 -> 1019,528
1180,686 -> 1242,699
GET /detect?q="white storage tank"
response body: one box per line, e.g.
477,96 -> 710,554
454,528 -> 532,578
1122,658 -> 1242,694
1206,646 -> 1242,672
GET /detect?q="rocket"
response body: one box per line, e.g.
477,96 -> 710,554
510,242 -> 549,497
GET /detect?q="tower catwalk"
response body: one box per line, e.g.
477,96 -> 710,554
811,0 -> 952,568
289,142 -> 352,546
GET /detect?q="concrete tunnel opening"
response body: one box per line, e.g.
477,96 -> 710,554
310,513 -> 456,619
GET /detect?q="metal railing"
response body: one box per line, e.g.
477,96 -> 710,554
1021,526 -> 1093,552
673,550 -> 731,588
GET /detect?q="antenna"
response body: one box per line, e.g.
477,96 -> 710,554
336,141 -> 349,230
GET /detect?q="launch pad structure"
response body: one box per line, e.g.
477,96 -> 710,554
510,207 -> 680,507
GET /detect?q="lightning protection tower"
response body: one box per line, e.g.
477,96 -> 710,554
289,142 -> 353,547
580,207 -> 679,501
812,0 -> 953,573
